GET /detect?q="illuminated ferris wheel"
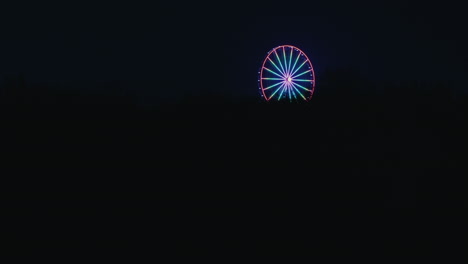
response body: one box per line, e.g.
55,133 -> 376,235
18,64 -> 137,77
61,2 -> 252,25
258,45 -> 316,101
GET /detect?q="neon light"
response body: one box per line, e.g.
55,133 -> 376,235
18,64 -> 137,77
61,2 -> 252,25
288,47 -> 293,76
292,79 -> 314,82
259,45 -> 315,101
263,67 -> 284,78
264,81 -> 284,90
282,46 -> 288,75
269,82 -> 286,100
289,82 -> 298,100
277,82 -> 287,100
292,69 -> 312,79
290,52 -> 302,78
290,60 -> 308,77
267,57 -> 285,77
291,83 -> 307,100
291,82 -> 311,92
273,50 -> 286,75
262,77 -> 284,81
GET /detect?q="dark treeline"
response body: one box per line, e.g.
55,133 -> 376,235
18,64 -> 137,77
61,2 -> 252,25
1,69 -> 465,116
2,70 -> 466,255
2,70 -> 466,192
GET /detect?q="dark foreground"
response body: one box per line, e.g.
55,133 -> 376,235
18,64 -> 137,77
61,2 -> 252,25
1,91 -> 466,257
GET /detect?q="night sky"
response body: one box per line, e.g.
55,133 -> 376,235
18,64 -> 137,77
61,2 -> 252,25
2,0 -> 466,103
3,0 -> 466,256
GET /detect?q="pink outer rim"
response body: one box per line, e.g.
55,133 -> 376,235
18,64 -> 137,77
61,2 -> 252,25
259,45 -> 315,101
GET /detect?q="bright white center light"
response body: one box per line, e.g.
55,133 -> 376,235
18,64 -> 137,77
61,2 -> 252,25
287,77 -> 292,82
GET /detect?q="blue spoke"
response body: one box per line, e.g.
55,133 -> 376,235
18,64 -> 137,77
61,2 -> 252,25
282,46 -> 289,75
263,67 -> 284,78
292,69 -> 312,79
263,81 -> 284,90
277,82 -> 288,100
290,83 -> 307,100
289,51 -> 302,78
289,82 -> 298,100
291,81 -> 312,92
269,82 -> 286,100
267,57 -> 286,77
288,47 -> 293,76
274,50 -> 287,76
290,59 -> 308,77
293,79 -> 314,82
262,77 -> 284,81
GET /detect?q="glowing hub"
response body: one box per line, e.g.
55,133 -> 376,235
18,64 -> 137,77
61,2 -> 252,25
287,76 -> 292,82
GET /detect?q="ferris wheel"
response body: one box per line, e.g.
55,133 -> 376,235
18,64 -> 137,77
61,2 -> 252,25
258,45 -> 315,102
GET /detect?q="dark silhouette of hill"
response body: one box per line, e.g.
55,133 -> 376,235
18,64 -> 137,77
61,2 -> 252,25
1,71 -> 466,256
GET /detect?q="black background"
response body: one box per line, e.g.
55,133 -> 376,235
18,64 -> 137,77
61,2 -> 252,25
1,0 -> 467,257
